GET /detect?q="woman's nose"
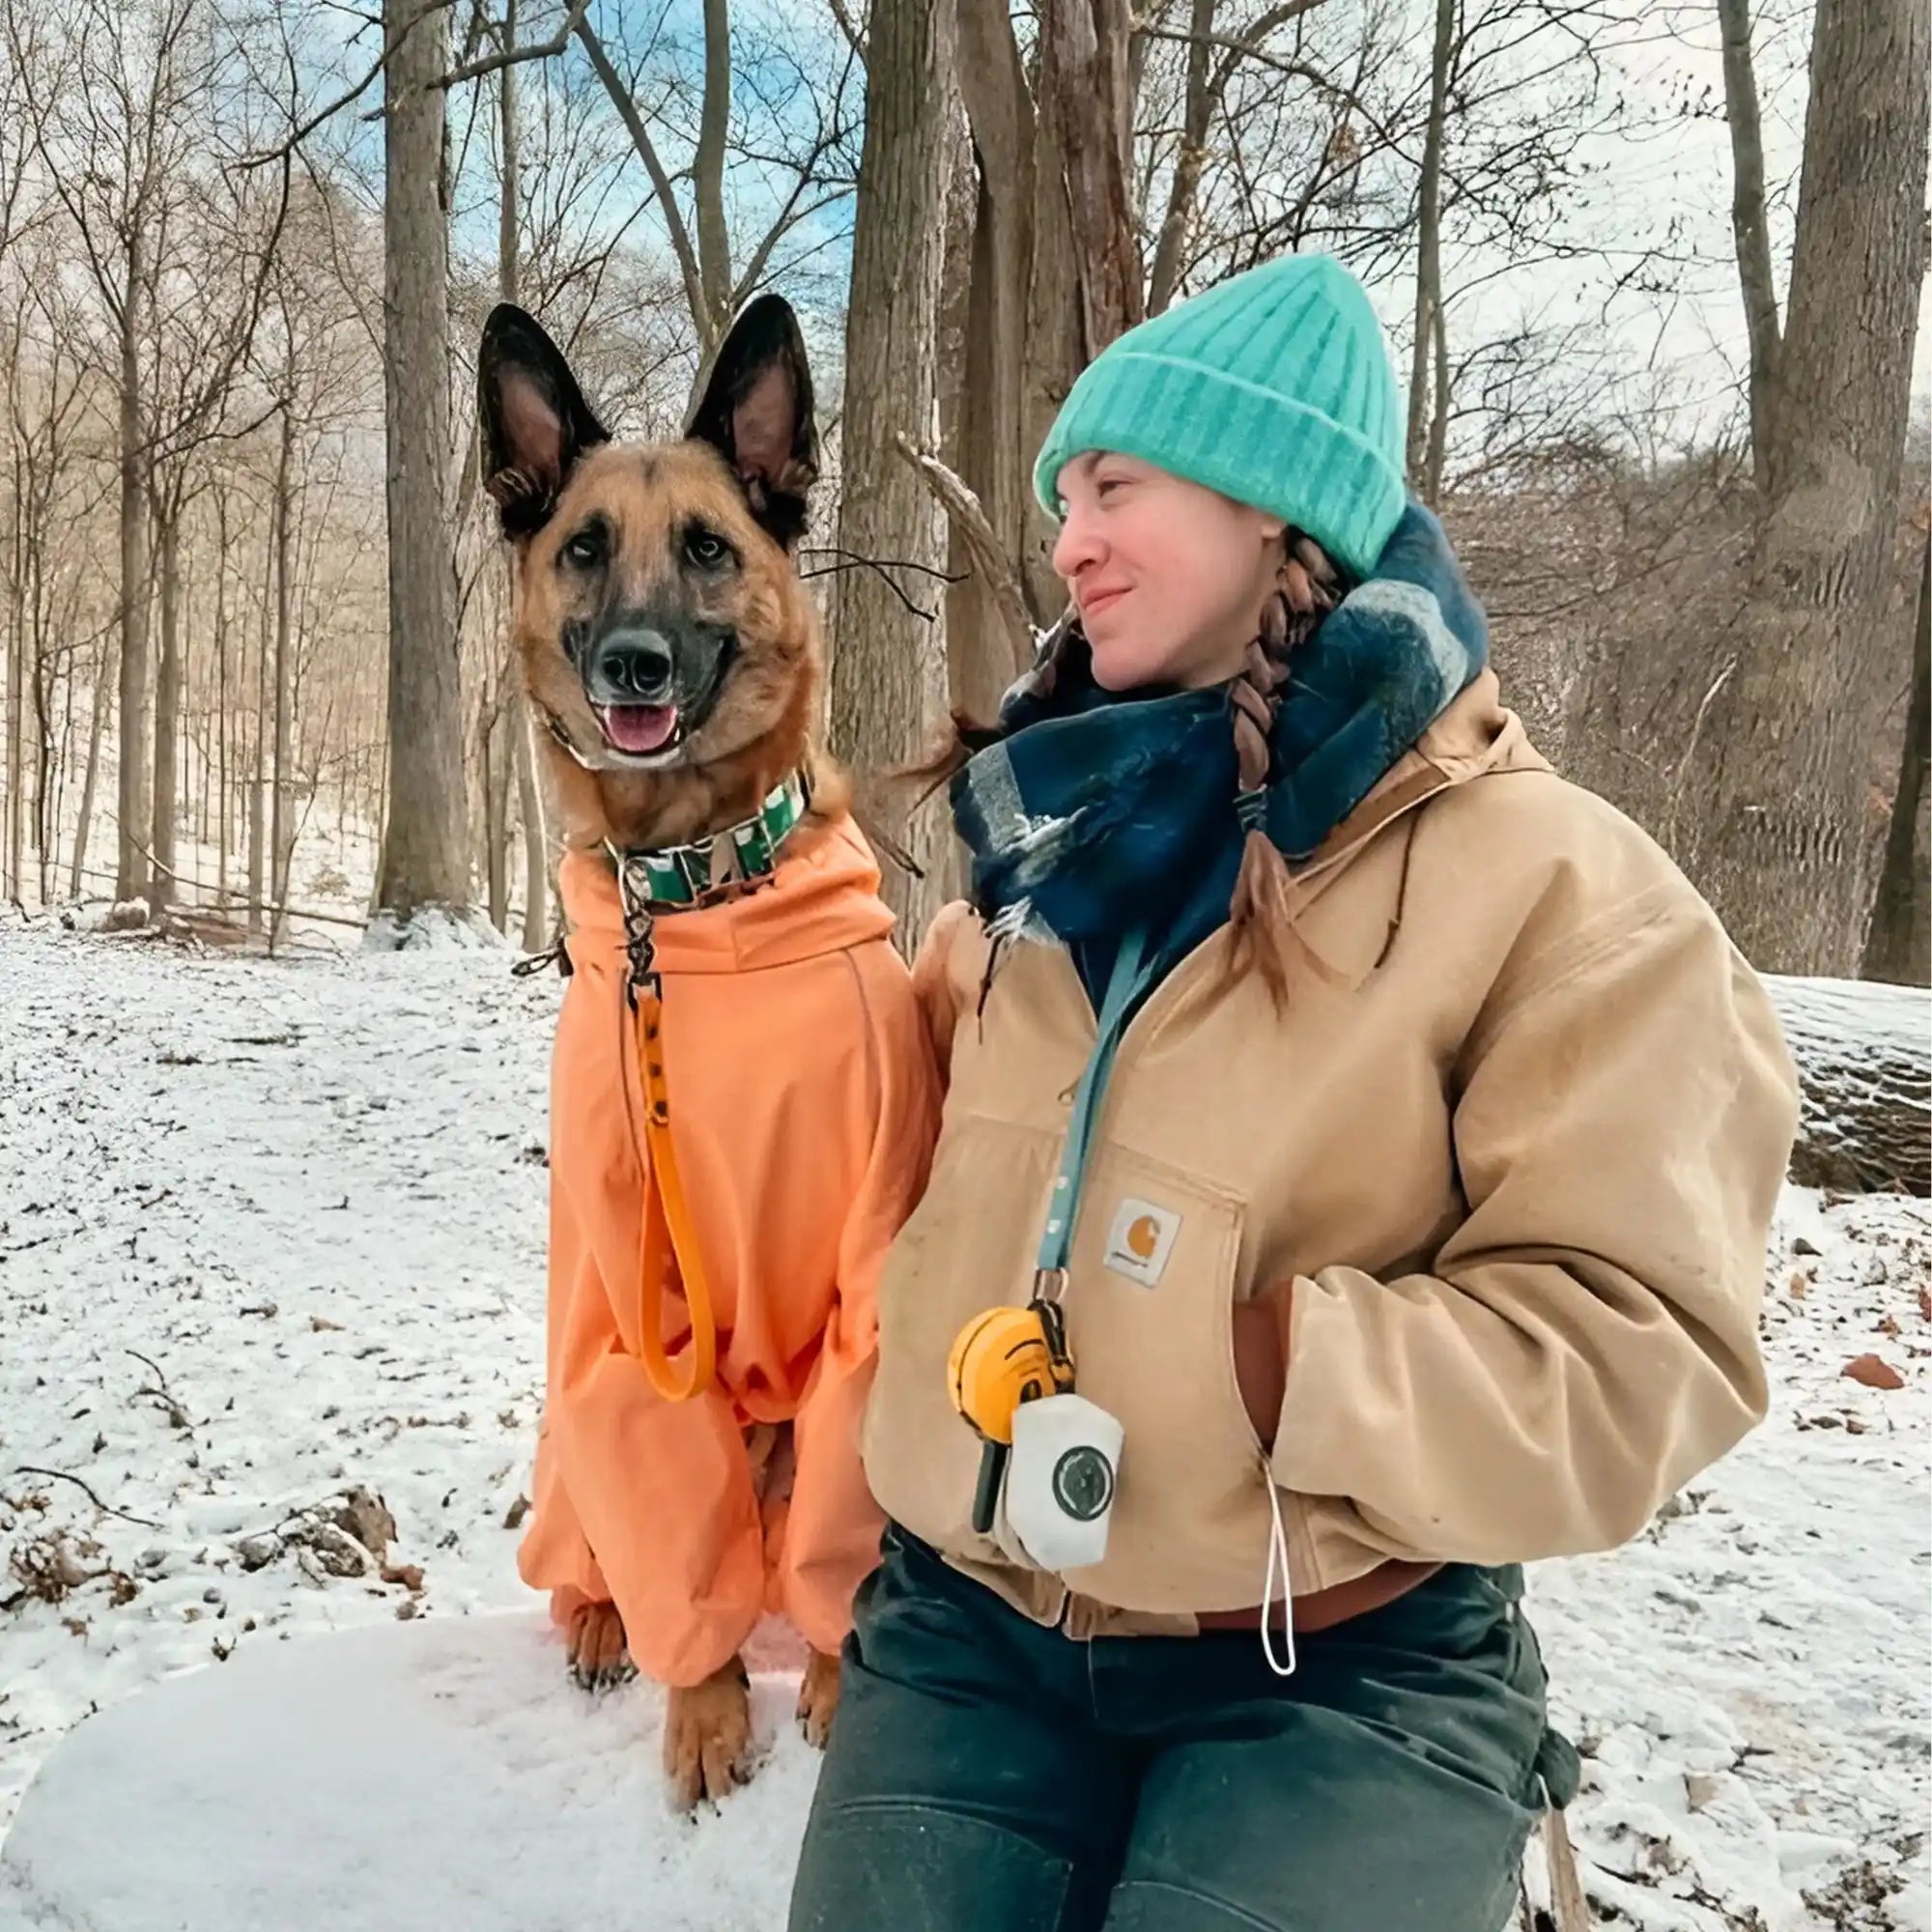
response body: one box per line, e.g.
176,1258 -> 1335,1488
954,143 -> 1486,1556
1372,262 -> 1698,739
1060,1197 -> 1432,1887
1052,506 -> 1104,584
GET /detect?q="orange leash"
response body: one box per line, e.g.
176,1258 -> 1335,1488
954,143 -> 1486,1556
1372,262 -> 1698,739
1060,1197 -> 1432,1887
632,984 -> 719,1402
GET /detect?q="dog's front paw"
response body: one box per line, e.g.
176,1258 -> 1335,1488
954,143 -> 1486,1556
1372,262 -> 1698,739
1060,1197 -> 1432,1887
797,1647 -> 841,1750
564,1599 -> 634,1691
664,1658 -> 753,1811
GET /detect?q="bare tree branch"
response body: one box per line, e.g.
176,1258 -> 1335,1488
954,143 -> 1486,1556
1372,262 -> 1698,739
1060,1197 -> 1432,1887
574,18 -> 709,341
13,1465 -> 162,1531
893,432 -> 1037,676
1717,0 -> 1780,495
429,0 -> 590,92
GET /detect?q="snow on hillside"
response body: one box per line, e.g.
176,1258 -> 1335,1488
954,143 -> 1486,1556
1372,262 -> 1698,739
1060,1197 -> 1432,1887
1,917 -> 1926,1930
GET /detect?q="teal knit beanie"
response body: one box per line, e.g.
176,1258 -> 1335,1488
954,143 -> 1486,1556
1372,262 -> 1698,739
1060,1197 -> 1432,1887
1033,254 -> 1406,580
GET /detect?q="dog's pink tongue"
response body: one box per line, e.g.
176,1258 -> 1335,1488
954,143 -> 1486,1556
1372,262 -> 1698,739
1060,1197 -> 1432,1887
598,703 -> 678,754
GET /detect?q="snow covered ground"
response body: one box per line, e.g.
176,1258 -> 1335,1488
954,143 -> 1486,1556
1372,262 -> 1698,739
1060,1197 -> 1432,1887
0,914 -> 1926,1931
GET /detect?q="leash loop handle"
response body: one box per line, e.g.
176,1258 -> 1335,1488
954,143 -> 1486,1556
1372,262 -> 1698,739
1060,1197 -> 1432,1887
631,980 -> 720,1402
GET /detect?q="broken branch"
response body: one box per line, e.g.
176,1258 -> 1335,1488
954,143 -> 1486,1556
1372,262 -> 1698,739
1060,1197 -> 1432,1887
892,433 -> 1037,676
13,1466 -> 162,1532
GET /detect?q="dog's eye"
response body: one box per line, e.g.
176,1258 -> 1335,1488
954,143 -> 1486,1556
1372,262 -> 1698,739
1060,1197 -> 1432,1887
561,525 -> 606,568
684,527 -> 731,570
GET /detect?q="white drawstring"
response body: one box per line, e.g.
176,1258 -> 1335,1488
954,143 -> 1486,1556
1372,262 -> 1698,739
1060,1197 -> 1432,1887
1260,1470 -> 1298,1678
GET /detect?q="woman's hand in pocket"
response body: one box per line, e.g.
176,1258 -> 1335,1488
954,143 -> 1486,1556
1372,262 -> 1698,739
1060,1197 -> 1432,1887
1232,1282 -> 1293,1449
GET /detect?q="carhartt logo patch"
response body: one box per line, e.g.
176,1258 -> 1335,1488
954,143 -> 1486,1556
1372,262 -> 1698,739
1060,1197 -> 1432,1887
1103,1198 -> 1180,1287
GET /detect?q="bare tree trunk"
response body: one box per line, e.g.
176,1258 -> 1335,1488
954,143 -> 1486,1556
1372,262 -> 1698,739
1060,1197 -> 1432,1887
70,635 -> 109,900
1147,0 -> 1216,318
951,0 -> 1047,670
1718,0 -> 1781,497
497,4 -> 549,952
1862,538 -> 1930,985
375,0 -> 469,929
215,486 -> 230,905
1678,0 -> 1930,973
1022,30 -> 1093,621
116,223 -> 152,902
498,0 -> 520,309
1042,0 -> 1145,357
936,121 -> 997,715
33,639 -> 54,904
248,520 -> 268,935
1406,0 -> 1455,493
1425,292 -> 1450,505
5,446 -> 24,901
828,0 -> 957,947
196,636 -> 211,852
485,701 -> 511,930
695,0 -> 733,341
514,703 -> 547,947
270,403 -> 295,946
945,0 -> 1138,646
149,499 -> 182,913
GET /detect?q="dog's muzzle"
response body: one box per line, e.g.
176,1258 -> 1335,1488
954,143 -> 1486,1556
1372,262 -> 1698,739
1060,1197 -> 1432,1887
588,628 -> 675,708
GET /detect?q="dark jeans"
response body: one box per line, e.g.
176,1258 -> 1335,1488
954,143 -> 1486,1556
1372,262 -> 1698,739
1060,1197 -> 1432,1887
789,1528 -> 1567,1932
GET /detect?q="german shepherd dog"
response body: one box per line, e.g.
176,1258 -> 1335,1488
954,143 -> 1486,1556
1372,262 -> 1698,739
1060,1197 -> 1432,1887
478,298 -> 865,1808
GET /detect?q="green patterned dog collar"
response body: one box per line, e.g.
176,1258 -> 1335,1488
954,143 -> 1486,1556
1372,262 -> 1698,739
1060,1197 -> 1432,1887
607,771 -> 810,912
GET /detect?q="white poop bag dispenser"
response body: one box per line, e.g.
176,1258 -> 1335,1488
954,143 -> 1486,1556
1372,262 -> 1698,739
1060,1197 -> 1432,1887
1005,1390 -> 1126,1572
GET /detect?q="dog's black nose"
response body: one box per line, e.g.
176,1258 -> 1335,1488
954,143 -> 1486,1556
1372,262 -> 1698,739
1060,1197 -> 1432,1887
589,629 -> 674,704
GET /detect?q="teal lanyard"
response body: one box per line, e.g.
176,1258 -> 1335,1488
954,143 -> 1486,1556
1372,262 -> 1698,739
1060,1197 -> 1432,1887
1036,925 -> 1161,1280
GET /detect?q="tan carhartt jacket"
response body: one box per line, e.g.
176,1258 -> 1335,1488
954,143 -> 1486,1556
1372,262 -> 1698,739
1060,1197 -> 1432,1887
862,670 -> 1800,1638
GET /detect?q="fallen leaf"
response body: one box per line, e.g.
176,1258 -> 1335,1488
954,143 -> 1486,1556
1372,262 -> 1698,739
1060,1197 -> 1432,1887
1792,1236 -> 1822,1258
1918,1286 -> 1931,1322
1878,1314 -> 1901,1338
1787,1270 -> 1808,1299
1842,1352 -> 1905,1391
382,1562 -> 425,1592
310,1315 -> 344,1333
502,1494 -> 530,1530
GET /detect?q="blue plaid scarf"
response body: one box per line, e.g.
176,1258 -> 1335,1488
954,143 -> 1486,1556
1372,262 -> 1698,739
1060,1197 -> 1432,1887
951,502 -> 1489,984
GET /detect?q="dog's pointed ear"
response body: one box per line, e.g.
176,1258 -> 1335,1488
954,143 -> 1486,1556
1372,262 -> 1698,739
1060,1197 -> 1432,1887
478,304 -> 611,541
685,294 -> 818,551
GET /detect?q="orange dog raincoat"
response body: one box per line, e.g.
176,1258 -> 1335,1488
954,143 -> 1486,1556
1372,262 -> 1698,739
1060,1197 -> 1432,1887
517,815 -> 941,1687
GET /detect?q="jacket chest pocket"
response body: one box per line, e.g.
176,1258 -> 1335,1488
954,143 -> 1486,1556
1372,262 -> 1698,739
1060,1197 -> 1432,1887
863,1114 -> 1062,1548
1056,1143 -> 1269,1612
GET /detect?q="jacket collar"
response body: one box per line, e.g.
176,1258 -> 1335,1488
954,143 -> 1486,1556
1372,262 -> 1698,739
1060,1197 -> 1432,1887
1276,671 -> 1548,988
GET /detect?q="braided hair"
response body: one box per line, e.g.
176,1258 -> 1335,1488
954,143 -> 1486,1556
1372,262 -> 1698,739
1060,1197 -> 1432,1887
1228,530 -> 1343,1004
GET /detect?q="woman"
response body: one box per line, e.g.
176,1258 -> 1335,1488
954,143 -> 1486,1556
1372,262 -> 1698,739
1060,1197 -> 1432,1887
788,253 -> 1799,1932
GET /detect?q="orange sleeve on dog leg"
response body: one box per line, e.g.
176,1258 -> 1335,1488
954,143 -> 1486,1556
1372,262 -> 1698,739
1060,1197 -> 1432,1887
548,1344 -> 767,1690
516,1431 -> 610,1615
522,1197 -> 763,1688
518,1236 -> 613,1612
